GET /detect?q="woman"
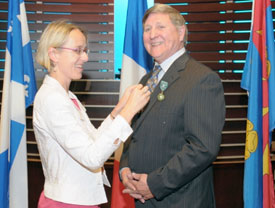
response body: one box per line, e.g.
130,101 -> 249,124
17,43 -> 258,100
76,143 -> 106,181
33,20 -> 150,208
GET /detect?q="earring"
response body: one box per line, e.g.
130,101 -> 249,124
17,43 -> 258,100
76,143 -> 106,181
50,61 -> 57,72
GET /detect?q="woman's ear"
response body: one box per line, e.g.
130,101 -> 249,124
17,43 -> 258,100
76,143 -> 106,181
48,47 -> 59,63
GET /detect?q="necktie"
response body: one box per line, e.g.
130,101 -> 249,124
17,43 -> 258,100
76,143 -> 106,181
146,64 -> 162,92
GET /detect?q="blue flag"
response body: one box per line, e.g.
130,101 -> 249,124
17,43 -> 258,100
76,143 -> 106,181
241,0 -> 275,207
0,0 -> 37,207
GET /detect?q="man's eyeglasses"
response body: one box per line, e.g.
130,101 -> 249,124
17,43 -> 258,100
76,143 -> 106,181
56,47 -> 90,55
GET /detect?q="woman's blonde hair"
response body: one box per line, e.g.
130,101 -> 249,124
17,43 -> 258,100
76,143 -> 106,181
36,19 -> 87,71
143,4 -> 188,46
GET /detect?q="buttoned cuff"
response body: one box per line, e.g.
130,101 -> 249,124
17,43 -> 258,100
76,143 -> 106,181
111,114 -> 133,142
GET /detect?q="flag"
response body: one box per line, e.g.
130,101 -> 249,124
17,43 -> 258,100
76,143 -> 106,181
241,0 -> 275,207
0,0 -> 37,207
111,0 -> 153,207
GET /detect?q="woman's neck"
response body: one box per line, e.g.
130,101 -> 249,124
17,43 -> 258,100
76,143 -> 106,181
49,72 -> 70,92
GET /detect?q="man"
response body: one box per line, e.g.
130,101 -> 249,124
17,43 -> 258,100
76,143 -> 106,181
120,4 -> 225,208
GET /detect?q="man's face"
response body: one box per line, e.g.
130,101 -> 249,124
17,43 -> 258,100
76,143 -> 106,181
143,13 -> 185,64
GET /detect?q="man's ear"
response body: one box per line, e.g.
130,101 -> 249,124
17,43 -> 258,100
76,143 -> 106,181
48,47 -> 59,63
178,25 -> 185,42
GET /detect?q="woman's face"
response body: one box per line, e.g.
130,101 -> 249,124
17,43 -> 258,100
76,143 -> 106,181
54,29 -> 88,84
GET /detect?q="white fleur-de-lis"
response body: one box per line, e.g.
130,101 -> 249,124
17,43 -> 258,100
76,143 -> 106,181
24,74 -> 30,97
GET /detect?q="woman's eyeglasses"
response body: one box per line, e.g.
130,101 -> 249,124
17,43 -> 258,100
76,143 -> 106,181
56,47 -> 90,55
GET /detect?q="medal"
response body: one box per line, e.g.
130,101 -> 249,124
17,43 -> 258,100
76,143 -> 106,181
157,81 -> 168,101
157,92 -> 165,101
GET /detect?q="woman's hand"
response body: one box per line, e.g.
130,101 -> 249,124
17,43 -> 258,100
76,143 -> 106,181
110,85 -> 138,118
119,84 -> 151,124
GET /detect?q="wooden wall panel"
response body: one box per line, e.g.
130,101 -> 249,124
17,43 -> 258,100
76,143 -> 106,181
0,0 -> 114,79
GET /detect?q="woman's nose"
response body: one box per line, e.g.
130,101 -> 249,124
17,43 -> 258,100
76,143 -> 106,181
81,51 -> 89,62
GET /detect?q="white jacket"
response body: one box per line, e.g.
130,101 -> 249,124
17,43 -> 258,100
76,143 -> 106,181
33,75 -> 132,205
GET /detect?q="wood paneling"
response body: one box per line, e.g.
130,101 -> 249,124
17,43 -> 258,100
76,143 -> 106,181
0,0 -> 114,78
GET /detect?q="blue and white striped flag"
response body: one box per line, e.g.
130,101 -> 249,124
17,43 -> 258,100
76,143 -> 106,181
0,0 -> 37,207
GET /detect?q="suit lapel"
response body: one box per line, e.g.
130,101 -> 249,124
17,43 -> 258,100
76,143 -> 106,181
133,53 -> 190,131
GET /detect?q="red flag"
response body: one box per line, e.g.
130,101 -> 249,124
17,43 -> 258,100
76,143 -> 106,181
111,159 -> 135,208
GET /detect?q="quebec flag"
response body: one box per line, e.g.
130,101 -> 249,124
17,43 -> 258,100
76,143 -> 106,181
0,0 -> 37,207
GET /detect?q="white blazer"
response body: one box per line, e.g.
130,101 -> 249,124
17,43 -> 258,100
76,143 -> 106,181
33,75 -> 132,205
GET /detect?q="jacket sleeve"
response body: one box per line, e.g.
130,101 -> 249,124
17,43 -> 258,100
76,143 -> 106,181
36,92 -> 133,171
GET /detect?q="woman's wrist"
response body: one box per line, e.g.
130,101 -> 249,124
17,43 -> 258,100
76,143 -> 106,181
119,108 -> 135,124
111,102 -> 124,118
110,107 -> 119,119
110,112 -> 116,120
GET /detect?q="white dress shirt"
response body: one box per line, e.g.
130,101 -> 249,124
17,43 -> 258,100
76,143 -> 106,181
157,47 -> 186,82
33,75 -> 133,205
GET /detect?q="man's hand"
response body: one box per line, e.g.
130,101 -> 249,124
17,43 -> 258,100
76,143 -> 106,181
121,168 -> 144,202
122,172 -> 154,203
132,173 -> 154,200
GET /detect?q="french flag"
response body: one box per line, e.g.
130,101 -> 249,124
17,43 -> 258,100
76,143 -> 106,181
111,0 -> 152,207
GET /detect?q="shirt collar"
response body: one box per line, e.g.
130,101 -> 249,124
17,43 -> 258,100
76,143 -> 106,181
157,47 -> 186,73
